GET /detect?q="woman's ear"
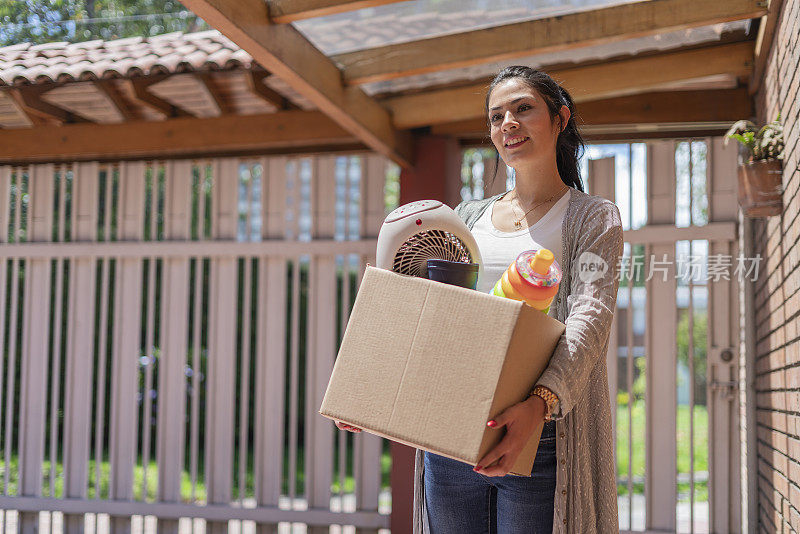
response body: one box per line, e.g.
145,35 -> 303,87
559,105 -> 571,132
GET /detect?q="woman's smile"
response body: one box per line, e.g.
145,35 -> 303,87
504,135 -> 530,148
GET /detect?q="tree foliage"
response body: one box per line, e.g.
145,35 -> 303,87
626,308 -> 708,406
0,0 -> 207,47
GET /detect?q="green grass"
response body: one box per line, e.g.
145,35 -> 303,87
0,456 -> 206,502
3,402 -> 708,503
329,451 -> 392,494
0,451 -> 391,502
615,399 -> 708,501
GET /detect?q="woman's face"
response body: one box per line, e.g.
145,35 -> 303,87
487,78 -> 568,169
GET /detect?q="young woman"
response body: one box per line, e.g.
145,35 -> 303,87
339,66 -> 623,533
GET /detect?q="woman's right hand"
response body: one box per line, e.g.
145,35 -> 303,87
335,420 -> 362,433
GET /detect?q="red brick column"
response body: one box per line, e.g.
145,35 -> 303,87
399,134 -> 462,207
391,134 -> 461,533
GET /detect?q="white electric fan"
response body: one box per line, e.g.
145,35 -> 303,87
376,200 -> 483,281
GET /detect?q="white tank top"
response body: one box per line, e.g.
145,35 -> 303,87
471,189 -> 570,294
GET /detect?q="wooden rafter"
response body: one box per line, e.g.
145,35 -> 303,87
194,72 -> 232,115
0,110 -> 357,164
749,0 -> 785,94
130,76 -> 193,118
430,88 -> 754,137
267,0 -> 406,23
335,0 -> 765,85
4,85 -> 92,126
245,70 -> 295,110
178,0 -> 412,166
385,41 -> 754,129
93,79 -> 138,121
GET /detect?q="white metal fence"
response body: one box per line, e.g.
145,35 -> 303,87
462,138 -> 743,534
0,155 -> 391,534
598,139 -> 742,534
2,139 -> 746,534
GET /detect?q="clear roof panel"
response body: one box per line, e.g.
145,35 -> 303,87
293,0 -> 646,55
358,20 -> 751,96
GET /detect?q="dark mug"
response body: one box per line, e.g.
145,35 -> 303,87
426,259 -> 479,290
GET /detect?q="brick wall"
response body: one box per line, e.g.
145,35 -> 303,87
752,0 -> 800,531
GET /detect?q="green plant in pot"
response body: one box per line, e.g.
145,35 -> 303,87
724,116 -> 784,217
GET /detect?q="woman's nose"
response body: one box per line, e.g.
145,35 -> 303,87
501,111 -> 518,130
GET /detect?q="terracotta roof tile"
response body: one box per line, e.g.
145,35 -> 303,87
104,36 -> 144,48
30,41 -> 70,51
0,30 -> 254,86
2,43 -> 32,52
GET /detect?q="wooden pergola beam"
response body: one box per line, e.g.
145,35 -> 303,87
0,111 -> 358,164
385,41 -> 755,129
431,88 -> 754,137
579,87 -> 753,126
179,0 -> 412,167
336,0 -> 765,85
267,0 -> 407,23
749,0 -> 785,94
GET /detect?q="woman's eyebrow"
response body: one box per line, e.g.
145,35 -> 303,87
488,97 -> 528,113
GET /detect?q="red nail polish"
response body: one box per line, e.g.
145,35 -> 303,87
474,465 -> 482,471
487,420 -> 496,427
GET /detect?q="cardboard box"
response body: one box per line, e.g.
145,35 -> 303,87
319,266 -> 566,476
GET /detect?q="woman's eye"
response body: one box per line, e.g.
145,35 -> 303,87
518,103 -> 532,112
490,114 -> 502,122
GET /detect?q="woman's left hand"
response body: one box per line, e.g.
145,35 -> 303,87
473,395 -> 547,477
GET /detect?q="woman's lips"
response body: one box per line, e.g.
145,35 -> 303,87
504,136 -> 530,149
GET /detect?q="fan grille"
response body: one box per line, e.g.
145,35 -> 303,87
392,229 -> 474,277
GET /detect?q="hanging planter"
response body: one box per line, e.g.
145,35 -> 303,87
724,117 -> 785,217
737,159 -> 783,217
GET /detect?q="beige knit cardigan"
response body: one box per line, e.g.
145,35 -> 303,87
412,187 -> 624,534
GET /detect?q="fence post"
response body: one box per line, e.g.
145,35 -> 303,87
109,161 -> 146,534
356,154 -> 386,534
707,137 -> 742,532
156,160 -> 193,534
18,164 -> 54,534
205,158 -> 239,534
255,156 -> 288,534
63,162 -> 100,534
588,156 -> 619,435
307,156 -> 337,534
645,141 -> 678,531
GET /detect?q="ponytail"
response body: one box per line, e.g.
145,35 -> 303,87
553,84 -> 584,192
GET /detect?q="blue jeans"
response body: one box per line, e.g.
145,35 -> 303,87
424,421 -> 556,534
